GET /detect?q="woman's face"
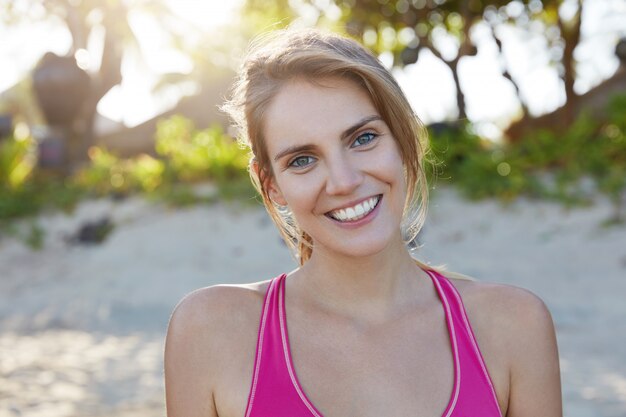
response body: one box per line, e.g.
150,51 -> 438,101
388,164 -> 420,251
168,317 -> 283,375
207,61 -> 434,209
263,76 -> 407,258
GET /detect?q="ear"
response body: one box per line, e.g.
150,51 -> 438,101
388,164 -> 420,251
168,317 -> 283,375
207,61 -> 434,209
268,180 -> 288,207
251,160 -> 288,206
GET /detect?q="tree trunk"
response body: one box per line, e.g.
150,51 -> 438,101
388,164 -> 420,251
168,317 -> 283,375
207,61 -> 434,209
77,24 -> 122,168
505,65 -> 626,142
489,23 -> 528,115
559,0 -> 583,127
449,57 -> 467,120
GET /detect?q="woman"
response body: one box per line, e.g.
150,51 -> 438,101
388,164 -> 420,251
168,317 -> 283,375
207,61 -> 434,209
164,28 -> 562,417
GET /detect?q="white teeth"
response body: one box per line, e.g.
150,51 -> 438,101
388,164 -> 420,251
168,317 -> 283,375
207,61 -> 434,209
328,195 -> 380,222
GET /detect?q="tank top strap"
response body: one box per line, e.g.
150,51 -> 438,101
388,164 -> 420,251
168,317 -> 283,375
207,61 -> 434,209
246,271 -> 501,417
424,269 -> 502,417
245,274 -> 323,417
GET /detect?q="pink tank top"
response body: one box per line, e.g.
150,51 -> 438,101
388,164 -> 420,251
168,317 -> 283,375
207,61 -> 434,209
244,269 -> 503,417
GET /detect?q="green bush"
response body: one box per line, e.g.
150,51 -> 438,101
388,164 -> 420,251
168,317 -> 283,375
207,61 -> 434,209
427,123 -> 535,203
0,136 -> 83,248
155,115 -> 249,183
0,135 -> 44,221
428,94 -> 626,219
73,115 -> 254,201
0,135 -> 36,189
3,98 -> 625,236
74,148 -> 165,195
1,115 -> 255,230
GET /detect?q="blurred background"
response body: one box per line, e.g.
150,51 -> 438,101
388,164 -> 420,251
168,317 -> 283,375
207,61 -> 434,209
0,0 -> 625,416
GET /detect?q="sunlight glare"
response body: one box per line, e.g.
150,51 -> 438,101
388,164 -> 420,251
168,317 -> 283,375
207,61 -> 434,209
163,0 -> 244,31
96,0 -> 243,127
0,19 -> 71,93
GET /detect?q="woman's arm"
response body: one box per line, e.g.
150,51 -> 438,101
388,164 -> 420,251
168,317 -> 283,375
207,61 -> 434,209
164,289 -> 221,417
505,289 -> 562,417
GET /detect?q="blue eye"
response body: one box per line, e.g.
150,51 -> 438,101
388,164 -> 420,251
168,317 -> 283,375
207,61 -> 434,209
351,132 -> 378,148
289,155 -> 315,168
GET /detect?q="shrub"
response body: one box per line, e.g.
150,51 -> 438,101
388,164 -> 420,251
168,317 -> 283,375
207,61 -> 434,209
427,94 -> 626,219
0,134 -> 36,190
73,148 -> 165,195
155,115 -> 249,183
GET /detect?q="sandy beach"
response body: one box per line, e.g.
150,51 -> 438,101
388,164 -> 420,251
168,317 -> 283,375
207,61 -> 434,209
1,185 -> 625,417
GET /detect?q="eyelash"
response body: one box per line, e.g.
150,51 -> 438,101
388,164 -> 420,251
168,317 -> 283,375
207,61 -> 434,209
287,131 -> 379,169
289,155 -> 315,168
351,132 -> 378,148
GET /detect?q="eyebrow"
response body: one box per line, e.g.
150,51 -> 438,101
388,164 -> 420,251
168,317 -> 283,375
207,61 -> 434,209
272,115 -> 383,162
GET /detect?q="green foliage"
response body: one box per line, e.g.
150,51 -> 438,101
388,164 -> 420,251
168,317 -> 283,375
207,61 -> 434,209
588,96 -> 626,220
25,221 -> 45,250
71,115 -> 255,208
74,148 -> 165,195
0,182 -> 42,220
2,97 -> 625,249
428,95 -> 626,220
154,115 -> 250,183
427,123 -> 536,203
0,135 -> 73,225
0,111 -> 258,243
0,115 -> 257,247
0,135 -> 36,190
242,0 -> 295,35
0,178 -> 84,221
268,0 -> 562,65
148,184 -> 211,207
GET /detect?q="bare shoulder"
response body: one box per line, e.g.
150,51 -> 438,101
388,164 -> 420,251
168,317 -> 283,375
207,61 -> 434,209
168,280 -> 271,330
448,277 -> 562,416
449,277 -> 556,347
164,280 -> 271,416
166,279 -> 272,360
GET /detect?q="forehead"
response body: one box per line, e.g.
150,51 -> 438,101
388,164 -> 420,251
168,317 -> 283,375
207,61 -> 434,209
263,77 -> 379,156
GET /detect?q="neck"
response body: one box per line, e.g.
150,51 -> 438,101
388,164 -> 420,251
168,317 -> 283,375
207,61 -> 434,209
291,236 -> 431,325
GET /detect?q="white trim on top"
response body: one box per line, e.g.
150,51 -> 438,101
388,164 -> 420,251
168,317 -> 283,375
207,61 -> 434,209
244,276 -> 277,417
445,280 -> 503,417
278,275 -> 324,417
425,269 -> 461,417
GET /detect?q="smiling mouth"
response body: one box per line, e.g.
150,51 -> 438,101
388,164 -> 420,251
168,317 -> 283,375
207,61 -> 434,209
325,195 -> 382,222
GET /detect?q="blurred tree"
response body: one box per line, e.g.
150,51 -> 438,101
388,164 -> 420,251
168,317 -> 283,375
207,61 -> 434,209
242,0 -> 625,141
0,0 -> 183,171
97,0 -> 298,158
337,0 -> 583,138
97,12 -> 246,158
333,0 -> 494,121
243,0 -> 297,33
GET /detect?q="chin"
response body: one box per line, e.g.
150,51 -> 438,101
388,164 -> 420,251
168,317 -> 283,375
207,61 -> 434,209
314,231 -> 399,259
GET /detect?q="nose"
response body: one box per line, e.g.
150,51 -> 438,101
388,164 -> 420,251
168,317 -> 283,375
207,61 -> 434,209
324,153 -> 364,196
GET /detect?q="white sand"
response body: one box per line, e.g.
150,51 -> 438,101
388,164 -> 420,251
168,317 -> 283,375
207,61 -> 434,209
0,185 -> 624,417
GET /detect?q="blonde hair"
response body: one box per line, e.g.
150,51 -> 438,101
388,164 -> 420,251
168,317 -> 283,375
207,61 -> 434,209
222,28 -> 472,281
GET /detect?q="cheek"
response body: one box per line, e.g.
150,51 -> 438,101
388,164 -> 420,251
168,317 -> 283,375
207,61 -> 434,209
378,144 -> 408,208
377,143 -> 405,181
277,174 -> 322,213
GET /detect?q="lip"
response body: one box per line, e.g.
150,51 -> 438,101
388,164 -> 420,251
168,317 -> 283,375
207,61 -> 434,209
324,194 -> 382,228
325,194 -> 381,213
